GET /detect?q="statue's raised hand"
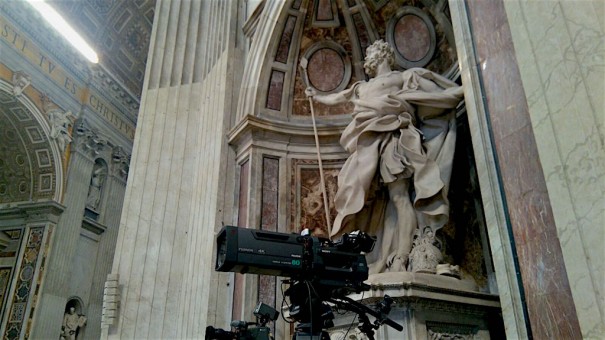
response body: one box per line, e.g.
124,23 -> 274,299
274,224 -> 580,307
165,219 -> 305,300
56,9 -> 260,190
305,87 -> 317,98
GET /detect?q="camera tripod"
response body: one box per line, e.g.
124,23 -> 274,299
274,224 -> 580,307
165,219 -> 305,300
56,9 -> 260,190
285,279 -> 402,340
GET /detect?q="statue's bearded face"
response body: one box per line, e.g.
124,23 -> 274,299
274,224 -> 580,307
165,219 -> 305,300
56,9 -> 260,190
363,49 -> 382,77
363,42 -> 394,77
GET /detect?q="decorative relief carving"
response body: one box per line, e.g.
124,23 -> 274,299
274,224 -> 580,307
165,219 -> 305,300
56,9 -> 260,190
428,331 -> 472,340
45,103 -> 74,154
426,321 -> 479,340
73,120 -> 107,158
11,71 -> 31,98
92,67 -> 140,115
111,146 -> 130,180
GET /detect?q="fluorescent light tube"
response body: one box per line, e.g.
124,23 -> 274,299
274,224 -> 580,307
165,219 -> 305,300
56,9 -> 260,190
25,0 -> 99,63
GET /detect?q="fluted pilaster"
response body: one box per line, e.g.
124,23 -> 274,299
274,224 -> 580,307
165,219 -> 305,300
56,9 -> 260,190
85,154 -> 128,339
30,134 -> 99,339
106,1 -> 239,338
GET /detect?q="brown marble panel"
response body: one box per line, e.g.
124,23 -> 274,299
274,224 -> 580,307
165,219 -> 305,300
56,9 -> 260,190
308,48 -> 345,91
238,160 -> 250,227
465,0 -> 582,338
275,16 -> 297,64
316,0 -> 333,21
352,12 -> 370,55
261,157 -> 279,232
394,14 -> 430,62
290,159 -> 341,236
266,70 -> 285,111
259,157 -> 278,324
292,0 -> 302,10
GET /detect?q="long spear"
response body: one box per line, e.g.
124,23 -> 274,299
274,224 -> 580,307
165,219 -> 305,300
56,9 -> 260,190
300,57 -> 332,238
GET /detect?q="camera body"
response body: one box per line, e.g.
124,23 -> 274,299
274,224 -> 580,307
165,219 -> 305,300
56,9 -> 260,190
215,226 -> 374,285
205,325 -> 271,340
210,226 -> 401,340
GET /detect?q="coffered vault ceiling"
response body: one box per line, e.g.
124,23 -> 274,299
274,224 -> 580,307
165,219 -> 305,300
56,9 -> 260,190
48,0 -> 156,99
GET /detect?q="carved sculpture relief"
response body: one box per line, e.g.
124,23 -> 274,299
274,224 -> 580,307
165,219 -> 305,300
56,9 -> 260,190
46,106 -> 74,154
111,146 -> 130,181
73,120 -> 107,159
11,71 -> 31,97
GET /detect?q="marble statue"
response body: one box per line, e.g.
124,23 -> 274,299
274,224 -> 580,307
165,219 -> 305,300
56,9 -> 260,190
11,71 -> 31,97
48,108 -> 74,153
408,227 -> 443,273
86,164 -> 106,210
61,307 -> 86,340
306,40 -> 463,274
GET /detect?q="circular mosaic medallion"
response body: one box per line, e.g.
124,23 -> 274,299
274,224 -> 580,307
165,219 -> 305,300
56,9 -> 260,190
303,42 -> 352,94
20,264 -> 34,281
387,7 -> 436,69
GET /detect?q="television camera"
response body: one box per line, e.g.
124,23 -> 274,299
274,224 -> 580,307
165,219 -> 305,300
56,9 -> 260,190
209,226 -> 403,340
206,302 -> 279,340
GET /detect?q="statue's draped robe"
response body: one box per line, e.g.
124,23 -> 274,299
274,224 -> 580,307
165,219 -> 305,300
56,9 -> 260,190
330,68 -> 463,272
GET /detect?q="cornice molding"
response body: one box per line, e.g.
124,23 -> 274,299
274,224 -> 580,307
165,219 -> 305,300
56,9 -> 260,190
228,114 -> 347,145
0,200 -> 66,224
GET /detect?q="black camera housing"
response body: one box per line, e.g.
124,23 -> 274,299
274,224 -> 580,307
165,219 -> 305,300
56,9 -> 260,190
215,226 -> 373,284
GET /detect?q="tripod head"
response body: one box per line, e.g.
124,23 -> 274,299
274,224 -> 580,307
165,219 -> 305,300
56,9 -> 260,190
284,279 -> 402,340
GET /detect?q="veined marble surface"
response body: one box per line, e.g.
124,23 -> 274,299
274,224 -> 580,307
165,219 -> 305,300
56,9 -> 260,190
505,1 -> 605,337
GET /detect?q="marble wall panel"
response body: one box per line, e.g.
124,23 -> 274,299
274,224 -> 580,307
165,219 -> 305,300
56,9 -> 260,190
504,1 -> 605,337
258,157 -> 279,324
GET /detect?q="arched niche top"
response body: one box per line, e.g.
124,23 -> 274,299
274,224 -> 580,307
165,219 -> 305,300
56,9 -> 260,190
0,80 -> 64,204
235,0 -> 460,133
65,296 -> 85,315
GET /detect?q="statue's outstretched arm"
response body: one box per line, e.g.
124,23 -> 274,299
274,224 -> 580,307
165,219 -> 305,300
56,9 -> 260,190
305,87 -> 350,106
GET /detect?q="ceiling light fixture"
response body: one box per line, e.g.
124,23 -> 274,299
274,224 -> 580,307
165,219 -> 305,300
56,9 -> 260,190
25,0 -> 99,63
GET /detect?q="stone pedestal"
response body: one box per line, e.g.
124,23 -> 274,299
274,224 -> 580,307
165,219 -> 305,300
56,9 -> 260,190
329,273 -> 502,340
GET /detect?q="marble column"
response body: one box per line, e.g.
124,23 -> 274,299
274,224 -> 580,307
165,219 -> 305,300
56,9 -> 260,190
30,133 -> 100,339
450,0 -> 582,338
106,1 -> 239,338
